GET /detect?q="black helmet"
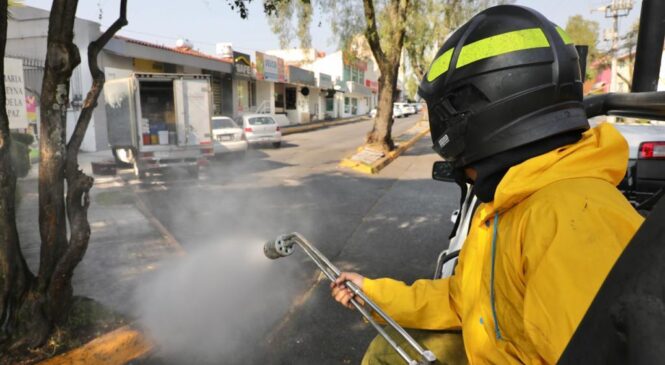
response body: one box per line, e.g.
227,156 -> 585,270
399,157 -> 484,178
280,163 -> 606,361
419,5 -> 589,167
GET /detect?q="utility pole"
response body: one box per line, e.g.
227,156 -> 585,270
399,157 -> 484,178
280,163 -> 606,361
594,0 -> 634,93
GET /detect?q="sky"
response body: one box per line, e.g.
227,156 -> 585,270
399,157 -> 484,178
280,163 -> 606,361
24,0 -> 643,57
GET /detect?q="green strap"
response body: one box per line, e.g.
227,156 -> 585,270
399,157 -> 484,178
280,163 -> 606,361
427,26 -> 570,82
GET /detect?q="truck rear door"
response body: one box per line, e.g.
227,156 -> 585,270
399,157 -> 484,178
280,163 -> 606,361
104,77 -> 138,148
174,77 -> 212,150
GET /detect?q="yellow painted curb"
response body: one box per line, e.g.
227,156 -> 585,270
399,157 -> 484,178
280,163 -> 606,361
339,122 -> 430,175
39,325 -> 153,365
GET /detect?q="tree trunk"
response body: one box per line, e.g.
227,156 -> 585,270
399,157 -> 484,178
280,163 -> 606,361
0,0 -> 128,353
362,0 -> 409,152
0,0 -> 36,350
366,67 -> 398,150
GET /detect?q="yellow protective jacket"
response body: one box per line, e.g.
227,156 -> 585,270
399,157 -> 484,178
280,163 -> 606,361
362,123 -> 644,364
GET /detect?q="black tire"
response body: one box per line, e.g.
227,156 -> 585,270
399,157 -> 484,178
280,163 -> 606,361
273,142 -> 282,148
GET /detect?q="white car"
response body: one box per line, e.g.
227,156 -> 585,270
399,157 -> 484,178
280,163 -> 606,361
235,114 -> 282,148
394,102 -> 415,116
211,116 -> 248,156
393,106 -> 404,118
369,108 -> 377,118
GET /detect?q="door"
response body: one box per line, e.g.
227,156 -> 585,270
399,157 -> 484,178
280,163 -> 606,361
104,77 -> 138,148
174,78 -> 213,146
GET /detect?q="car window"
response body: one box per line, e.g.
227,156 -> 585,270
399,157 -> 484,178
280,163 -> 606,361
212,118 -> 237,129
248,117 -> 276,125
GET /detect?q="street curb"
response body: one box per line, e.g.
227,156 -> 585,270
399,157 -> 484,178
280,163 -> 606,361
39,325 -> 153,365
132,190 -> 187,257
281,116 -> 369,135
339,120 -> 430,175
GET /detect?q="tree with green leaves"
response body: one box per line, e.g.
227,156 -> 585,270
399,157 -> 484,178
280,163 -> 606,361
232,0 -> 409,151
564,14 -> 600,80
0,0 -> 128,354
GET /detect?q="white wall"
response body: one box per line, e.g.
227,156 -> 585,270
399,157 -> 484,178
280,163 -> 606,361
8,6 -> 107,151
256,80 -> 275,114
304,51 -> 344,82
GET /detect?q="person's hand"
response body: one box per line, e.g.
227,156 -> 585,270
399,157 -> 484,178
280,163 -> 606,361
330,272 -> 365,309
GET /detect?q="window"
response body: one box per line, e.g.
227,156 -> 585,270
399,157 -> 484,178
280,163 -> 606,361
343,65 -> 351,82
249,117 -> 276,125
237,81 -> 249,112
351,98 -> 358,115
326,97 -> 334,112
285,87 -> 297,110
344,97 -> 350,114
212,118 -> 237,129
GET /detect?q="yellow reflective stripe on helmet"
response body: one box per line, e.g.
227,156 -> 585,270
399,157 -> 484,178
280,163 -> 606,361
457,27 -> 549,68
556,26 -> 573,45
427,48 -> 454,82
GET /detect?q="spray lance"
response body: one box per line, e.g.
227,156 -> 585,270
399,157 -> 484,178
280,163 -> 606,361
264,232 -> 437,365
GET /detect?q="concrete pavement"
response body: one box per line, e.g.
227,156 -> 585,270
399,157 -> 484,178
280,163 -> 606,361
132,114 -> 461,364
14,113 -> 461,364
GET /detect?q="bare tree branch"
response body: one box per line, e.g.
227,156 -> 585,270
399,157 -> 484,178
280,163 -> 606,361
362,0 -> 387,68
37,0 -> 81,295
50,0 -> 129,302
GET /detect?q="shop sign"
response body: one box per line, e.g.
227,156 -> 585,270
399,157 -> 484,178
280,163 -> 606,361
318,73 -> 333,89
256,52 -> 286,82
365,79 -> 379,92
26,95 -> 37,122
4,58 -> 27,129
233,51 -> 253,77
288,66 -> 316,87
133,58 -> 164,73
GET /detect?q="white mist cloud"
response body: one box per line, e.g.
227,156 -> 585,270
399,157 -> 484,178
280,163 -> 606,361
133,237 -> 302,364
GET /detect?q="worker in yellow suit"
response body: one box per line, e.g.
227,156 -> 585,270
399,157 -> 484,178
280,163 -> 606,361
331,5 -> 644,364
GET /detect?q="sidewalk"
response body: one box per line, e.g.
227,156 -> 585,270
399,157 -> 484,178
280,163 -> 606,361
281,115 -> 369,135
16,151 -> 181,316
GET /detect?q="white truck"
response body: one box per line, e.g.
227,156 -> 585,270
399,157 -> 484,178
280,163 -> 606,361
104,73 -> 214,178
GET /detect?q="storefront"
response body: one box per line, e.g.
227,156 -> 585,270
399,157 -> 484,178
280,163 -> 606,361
317,72 -> 335,120
255,51 -> 286,114
365,79 -> 379,111
285,65 -> 318,125
343,81 -> 373,116
232,51 -> 256,116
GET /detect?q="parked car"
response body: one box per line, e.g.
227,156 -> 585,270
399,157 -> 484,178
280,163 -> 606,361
394,102 -> 416,116
409,103 -> 421,114
369,107 -> 404,119
611,123 -> 665,207
211,116 -> 248,156
234,114 -> 282,148
393,105 -> 404,118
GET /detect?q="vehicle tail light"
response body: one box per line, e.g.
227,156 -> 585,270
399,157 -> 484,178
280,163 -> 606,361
639,141 -> 665,159
244,127 -> 253,132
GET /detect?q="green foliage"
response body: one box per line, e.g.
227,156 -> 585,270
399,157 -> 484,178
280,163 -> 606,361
403,0 -> 511,82
564,15 -> 600,80
265,0 -> 313,49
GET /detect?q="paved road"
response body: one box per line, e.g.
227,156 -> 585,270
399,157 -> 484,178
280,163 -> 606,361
133,114 -> 461,364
